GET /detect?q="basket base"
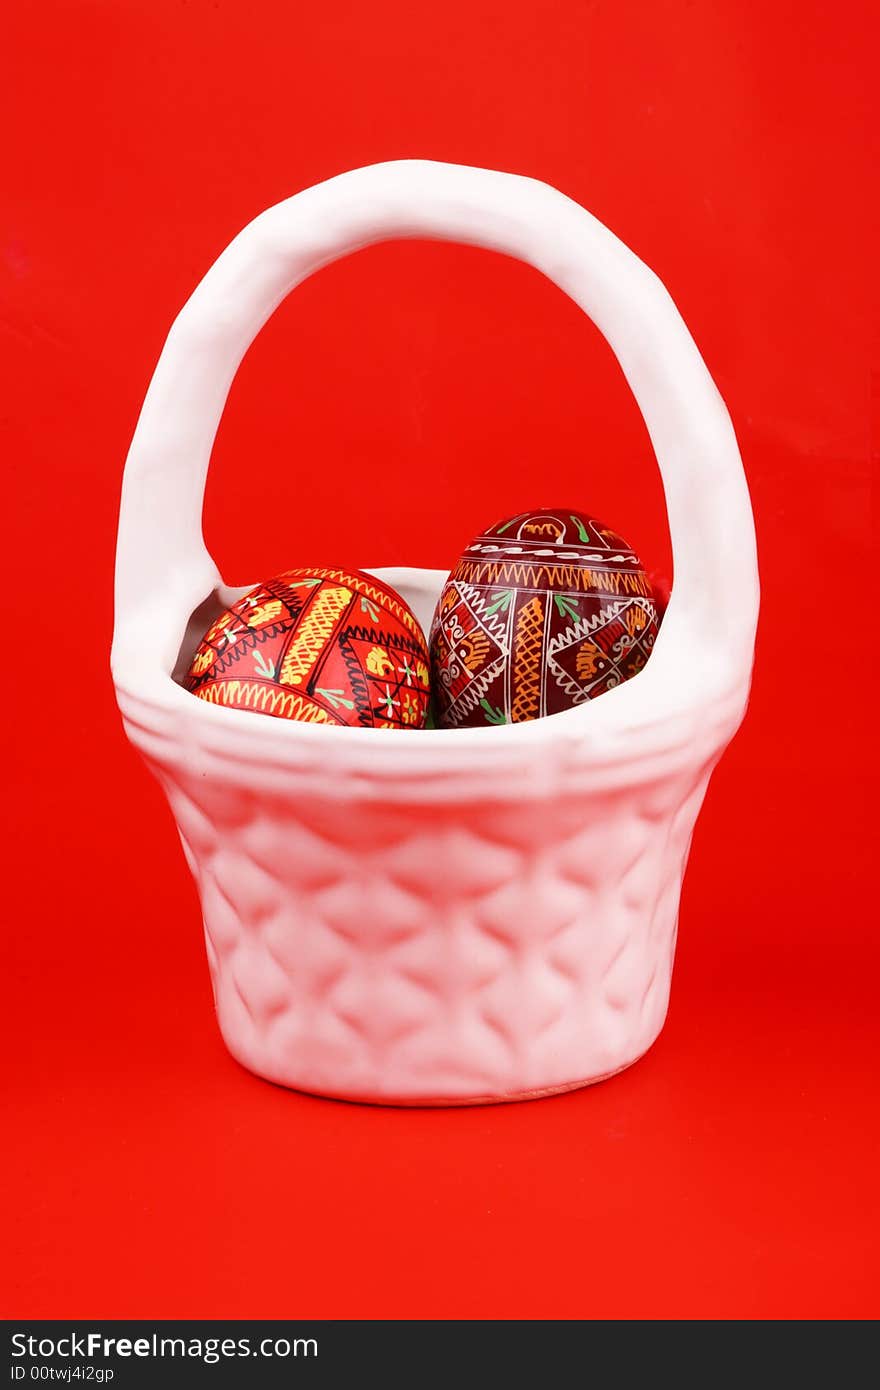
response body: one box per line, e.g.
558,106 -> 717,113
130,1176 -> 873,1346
224,1044 -> 656,1108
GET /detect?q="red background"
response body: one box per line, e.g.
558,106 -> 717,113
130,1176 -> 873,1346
3,0 -> 877,1319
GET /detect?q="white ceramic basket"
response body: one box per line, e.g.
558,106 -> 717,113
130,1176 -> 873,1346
112,160 -> 758,1105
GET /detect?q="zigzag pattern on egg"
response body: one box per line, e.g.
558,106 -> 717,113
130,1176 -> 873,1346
186,567 -> 431,730
429,509 -> 661,729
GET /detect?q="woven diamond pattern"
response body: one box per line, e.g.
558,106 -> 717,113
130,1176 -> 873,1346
161,762 -> 708,1104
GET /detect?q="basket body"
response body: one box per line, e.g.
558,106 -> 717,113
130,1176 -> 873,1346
120,568 -> 719,1104
112,161 -> 758,1104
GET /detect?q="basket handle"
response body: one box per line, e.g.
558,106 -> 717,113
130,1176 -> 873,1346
113,160 -> 757,685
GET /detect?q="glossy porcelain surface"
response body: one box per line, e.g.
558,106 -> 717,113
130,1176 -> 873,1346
111,160 -> 759,1104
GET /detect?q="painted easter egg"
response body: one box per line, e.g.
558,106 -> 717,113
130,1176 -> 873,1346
186,567 -> 430,729
429,509 -> 660,728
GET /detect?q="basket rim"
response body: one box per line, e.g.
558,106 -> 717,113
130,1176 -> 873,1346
113,564 -> 752,777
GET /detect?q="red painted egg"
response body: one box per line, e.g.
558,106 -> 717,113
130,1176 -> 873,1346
186,567 -> 430,729
430,509 -> 660,728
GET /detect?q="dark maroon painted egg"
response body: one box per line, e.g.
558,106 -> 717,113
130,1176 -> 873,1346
429,509 -> 660,728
